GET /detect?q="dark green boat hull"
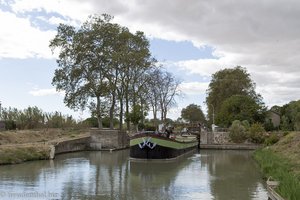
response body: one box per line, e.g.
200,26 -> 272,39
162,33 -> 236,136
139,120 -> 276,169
130,134 -> 198,160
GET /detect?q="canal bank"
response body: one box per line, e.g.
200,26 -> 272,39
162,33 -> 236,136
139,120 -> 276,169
200,144 -> 261,150
1,129 -> 266,165
254,132 -> 300,200
0,129 -> 129,165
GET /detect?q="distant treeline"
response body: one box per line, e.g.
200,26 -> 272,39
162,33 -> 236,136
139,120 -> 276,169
0,106 -> 77,130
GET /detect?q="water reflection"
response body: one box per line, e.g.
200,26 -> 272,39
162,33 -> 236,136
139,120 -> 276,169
0,150 -> 267,200
199,150 -> 267,200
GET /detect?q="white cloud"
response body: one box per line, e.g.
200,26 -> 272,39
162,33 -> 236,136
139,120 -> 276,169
175,58 -> 231,77
2,0 -> 300,108
29,88 -> 64,97
179,82 -> 209,95
0,10 -> 55,59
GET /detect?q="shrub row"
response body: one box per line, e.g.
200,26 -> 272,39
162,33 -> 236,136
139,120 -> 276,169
229,120 -> 280,144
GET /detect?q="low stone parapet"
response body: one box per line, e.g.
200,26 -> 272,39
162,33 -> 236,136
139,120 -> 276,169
200,144 -> 261,150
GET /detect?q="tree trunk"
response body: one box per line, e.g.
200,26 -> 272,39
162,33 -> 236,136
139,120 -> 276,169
163,106 -> 167,123
152,105 -> 157,129
161,106 -> 164,123
140,98 -> 144,125
96,96 -> 103,129
109,93 -> 116,129
119,100 -> 123,130
125,93 -> 130,131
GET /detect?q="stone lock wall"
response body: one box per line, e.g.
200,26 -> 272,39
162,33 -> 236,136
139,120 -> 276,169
89,129 -> 129,150
54,137 -> 91,155
212,132 -> 230,144
49,129 -> 130,159
200,132 -> 208,144
200,131 -> 230,144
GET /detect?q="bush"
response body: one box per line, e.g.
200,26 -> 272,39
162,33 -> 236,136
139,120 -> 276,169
264,119 -> 275,131
138,123 -> 145,130
143,124 -> 156,131
242,120 -> 250,130
229,120 -> 247,143
283,131 -> 289,136
249,123 -> 266,143
265,134 -> 280,146
83,117 -> 98,128
5,120 -> 16,130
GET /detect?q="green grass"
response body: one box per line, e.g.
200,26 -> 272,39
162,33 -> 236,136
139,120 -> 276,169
254,148 -> 300,200
0,145 -> 49,165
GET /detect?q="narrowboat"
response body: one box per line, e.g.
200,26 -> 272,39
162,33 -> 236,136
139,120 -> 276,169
130,131 -> 199,160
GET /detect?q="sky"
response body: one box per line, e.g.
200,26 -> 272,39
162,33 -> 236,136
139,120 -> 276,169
0,0 -> 300,120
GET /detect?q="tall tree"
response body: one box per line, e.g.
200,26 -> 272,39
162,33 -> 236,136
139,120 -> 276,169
206,66 -> 261,125
50,15 -> 122,129
216,95 -> 266,127
158,71 -> 180,123
181,104 -> 206,123
147,68 -> 162,128
116,31 -> 154,130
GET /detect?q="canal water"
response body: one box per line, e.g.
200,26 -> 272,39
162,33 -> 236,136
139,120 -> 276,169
0,150 -> 268,200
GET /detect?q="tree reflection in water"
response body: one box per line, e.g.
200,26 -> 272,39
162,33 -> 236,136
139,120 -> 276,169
0,149 -> 267,200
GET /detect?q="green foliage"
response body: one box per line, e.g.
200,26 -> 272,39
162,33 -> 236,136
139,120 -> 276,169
181,104 -> 206,123
102,117 -> 119,128
241,120 -> 250,130
229,120 -> 247,143
281,115 -> 292,131
0,146 -> 49,165
83,117 -> 98,128
128,105 -> 143,127
216,95 -> 266,127
294,112 -> 300,131
264,133 -> 280,146
0,106 -> 76,130
143,124 -> 156,131
264,118 -> 275,131
4,120 -> 16,130
50,14 -> 156,130
206,66 -> 262,124
83,116 -> 119,128
254,149 -> 300,200
283,131 -> 289,136
248,123 -> 266,144
280,100 -> 300,131
45,111 -> 75,128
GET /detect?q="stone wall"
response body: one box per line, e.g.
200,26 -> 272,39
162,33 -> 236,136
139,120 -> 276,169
54,137 -> 90,155
49,129 -> 130,159
212,132 -> 230,144
200,131 -> 230,144
200,132 -> 208,144
89,129 -> 129,150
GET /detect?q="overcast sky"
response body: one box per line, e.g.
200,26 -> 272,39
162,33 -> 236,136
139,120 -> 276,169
0,0 -> 299,120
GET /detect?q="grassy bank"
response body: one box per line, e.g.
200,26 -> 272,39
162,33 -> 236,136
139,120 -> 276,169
254,132 -> 300,200
0,144 -> 50,164
0,128 -> 90,165
0,128 -> 89,145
